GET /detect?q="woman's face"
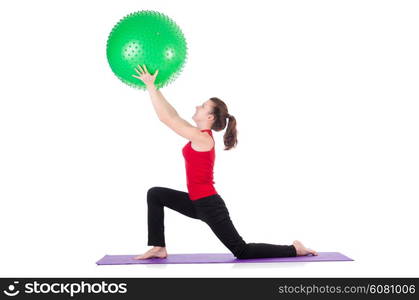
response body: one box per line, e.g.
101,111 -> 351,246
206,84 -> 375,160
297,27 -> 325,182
193,100 -> 214,122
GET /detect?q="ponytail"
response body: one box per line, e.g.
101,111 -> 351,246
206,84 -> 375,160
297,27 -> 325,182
209,97 -> 238,151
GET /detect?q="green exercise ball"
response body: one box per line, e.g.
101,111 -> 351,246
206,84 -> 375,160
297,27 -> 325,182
106,10 -> 187,89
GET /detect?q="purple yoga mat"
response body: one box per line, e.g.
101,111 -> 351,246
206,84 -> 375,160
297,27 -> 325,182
96,252 -> 353,265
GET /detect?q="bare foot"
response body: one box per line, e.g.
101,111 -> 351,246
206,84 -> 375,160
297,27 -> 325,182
293,240 -> 318,256
133,246 -> 168,260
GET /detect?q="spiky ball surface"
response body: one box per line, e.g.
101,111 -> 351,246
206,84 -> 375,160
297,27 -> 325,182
106,11 -> 187,89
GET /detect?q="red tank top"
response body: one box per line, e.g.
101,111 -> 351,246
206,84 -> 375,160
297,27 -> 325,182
182,129 -> 218,200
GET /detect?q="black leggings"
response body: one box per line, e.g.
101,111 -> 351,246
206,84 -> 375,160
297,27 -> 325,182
146,186 -> 297,259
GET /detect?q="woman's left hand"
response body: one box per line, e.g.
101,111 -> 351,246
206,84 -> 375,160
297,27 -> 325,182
132,64 -> 159,88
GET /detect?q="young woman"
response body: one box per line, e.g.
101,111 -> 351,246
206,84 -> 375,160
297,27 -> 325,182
132,65 -> 318,260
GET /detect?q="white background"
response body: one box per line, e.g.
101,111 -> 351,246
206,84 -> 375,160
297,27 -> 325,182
0,0 -> 418,277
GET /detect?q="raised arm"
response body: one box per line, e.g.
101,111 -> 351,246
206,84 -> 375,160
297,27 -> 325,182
132,65 -> 209,143
133,65 -> 177,122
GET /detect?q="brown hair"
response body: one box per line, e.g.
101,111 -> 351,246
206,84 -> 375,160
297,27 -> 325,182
209,97 -> 238,151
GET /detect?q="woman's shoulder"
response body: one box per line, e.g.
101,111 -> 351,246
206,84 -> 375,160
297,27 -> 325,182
191,132 -> 214,152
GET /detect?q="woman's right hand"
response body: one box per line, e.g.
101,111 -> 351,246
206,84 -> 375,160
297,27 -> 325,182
132,64 -> 159,88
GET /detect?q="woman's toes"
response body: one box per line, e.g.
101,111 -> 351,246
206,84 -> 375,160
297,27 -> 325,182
308,248 -> 318,256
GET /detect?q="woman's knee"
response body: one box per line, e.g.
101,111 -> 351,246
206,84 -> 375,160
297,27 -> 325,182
147,186 -> 162,203
232,244 -> 248,259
